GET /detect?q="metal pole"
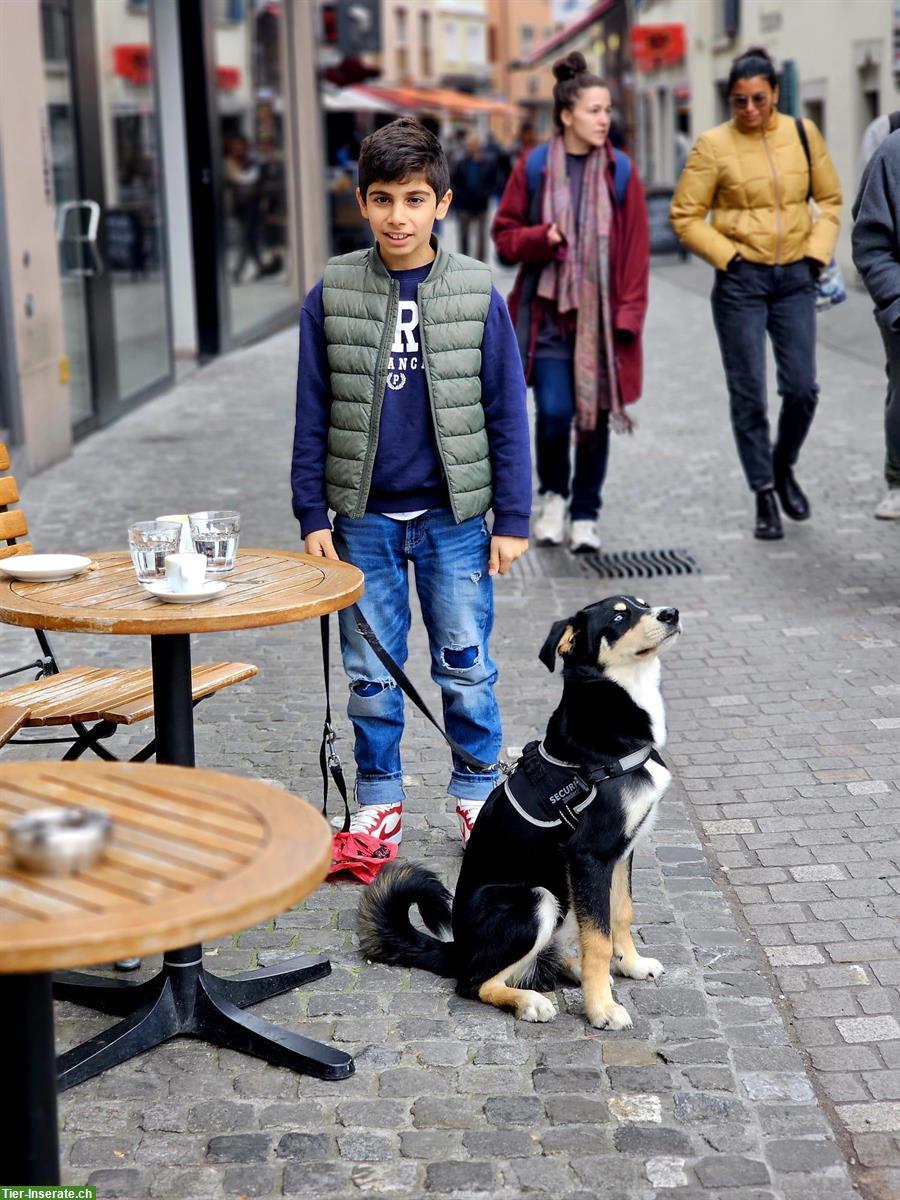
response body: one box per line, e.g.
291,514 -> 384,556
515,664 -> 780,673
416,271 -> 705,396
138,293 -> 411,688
1,974 -> 60,1183
150,633 -> 195,767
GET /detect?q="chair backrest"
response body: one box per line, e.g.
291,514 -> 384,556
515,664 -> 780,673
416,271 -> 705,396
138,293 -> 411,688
0,443 -> 32,560
0,443 -> 56,681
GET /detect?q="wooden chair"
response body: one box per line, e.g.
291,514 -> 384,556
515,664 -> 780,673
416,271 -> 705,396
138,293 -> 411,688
0,443 -> 257,761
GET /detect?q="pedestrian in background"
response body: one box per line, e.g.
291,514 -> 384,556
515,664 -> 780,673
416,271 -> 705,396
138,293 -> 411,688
492,51 -> 649,555
670,47 -> 841,541
852,130 -> 900,521
451,135 -> 492,261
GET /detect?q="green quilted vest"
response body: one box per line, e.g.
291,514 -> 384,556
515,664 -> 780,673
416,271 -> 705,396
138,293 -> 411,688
321,244 -> 493,522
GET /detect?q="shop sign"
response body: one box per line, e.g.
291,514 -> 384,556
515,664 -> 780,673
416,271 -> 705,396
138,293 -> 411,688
632,24 -> 685,72
216,66 -> 241,90
114,44 -> 151,85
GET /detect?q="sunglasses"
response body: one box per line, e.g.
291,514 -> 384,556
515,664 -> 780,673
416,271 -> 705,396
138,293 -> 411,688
731,93 -> 771,109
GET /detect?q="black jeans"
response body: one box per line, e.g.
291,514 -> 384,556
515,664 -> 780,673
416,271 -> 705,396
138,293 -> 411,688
711,259 -> 818,492
878,325 -> 900,488
533,357 -> 610,520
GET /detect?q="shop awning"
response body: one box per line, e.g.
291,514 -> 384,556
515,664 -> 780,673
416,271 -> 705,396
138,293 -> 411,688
323,85 -> 402,114
355,83 -> 520,118
511,0 -> 620,69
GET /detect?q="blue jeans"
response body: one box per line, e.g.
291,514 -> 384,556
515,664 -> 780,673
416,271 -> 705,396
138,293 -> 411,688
533,357 -> 610,520
331,509 -> 501,805
711,259 -> 818,492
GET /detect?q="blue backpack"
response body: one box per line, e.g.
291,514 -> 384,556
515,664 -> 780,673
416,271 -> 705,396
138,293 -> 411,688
524,142 -> 632,210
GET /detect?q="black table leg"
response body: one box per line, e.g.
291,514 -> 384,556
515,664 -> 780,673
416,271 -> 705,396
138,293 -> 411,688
54,632 -> 353,1087
2,974 -> 60,1183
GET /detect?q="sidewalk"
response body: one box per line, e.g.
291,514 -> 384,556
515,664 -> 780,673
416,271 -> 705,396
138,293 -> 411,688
4,255 -> 897,1200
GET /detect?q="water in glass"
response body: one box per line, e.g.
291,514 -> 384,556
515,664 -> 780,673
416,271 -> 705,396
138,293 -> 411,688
189,510 -> 241,574
128,521 -> 182,583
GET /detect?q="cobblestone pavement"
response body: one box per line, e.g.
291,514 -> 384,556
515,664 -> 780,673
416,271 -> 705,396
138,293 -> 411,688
3,257 -> 897,1200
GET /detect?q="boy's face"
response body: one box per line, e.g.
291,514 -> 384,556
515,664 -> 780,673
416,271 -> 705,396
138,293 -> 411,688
357,174 -> 452,270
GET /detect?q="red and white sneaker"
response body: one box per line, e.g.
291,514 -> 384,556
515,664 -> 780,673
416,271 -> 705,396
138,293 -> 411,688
345,802 -> 403,845
456,799 -> 484,848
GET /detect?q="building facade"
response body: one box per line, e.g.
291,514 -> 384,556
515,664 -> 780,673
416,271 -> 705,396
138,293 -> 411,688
0,0 -> 326,476
486,0 -> 557,144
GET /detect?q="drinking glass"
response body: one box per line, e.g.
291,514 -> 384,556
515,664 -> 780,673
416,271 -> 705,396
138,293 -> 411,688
188,510 -> 241,574
128,521 -> 183,583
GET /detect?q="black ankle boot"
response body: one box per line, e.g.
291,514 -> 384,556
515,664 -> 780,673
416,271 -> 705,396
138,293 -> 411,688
774,464 -> 810,520
755,487 -> 784,540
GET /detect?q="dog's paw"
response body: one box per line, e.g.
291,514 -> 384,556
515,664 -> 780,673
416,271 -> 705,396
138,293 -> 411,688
614,954 -> 665,981
587,1001 -> 633,1031
517,991 -> 558,1022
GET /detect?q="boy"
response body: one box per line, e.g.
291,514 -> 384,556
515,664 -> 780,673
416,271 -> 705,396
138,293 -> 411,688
292,117 -> 531,848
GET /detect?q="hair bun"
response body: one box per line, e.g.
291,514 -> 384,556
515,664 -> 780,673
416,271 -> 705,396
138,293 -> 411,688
740,45 -> 774,65
552,51 -> 587,82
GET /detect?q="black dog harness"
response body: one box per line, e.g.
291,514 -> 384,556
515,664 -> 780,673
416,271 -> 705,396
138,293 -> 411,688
503,740 -> 666,836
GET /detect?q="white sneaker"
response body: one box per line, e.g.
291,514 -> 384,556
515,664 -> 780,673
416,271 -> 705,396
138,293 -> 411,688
569,519 -> 601,554
334,802 -> 403,845
455,799 -> 484,847
874,488 -> 900,519
533,493 -> 566,545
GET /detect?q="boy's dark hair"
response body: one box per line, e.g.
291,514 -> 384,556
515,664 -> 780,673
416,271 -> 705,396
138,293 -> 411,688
358,117 -> 450,201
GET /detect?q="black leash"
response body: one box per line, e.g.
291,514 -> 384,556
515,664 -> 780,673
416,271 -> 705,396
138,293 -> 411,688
320,613 -> 352,832
319,603 -> 505,824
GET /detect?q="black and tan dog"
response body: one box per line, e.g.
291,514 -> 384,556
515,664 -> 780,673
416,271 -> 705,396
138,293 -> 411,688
357,595 -> 680,1029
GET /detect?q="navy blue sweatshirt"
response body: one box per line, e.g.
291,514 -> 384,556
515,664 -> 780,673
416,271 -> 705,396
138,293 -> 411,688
292,260 -> 531,539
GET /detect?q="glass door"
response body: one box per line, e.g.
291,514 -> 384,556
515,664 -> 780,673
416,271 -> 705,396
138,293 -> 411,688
211,0 -> 298,341
40,0 -> 173,435
41,0 -> 95,426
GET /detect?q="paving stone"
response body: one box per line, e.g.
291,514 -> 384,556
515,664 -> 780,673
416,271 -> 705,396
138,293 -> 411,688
221,1166 -> 277,1197
424,1160 -> 496,1192
612,1125 -> 693,1157
836,1102 -> 900,1133
835,1015 -> 900,1043
694,1156 -> 770,1187
86,1169 -> 148,1198
645,1156 -> 689,1188
764,1138 -> 846,1172
205,1133 -> 270,1163
275,1133 -> 335,1160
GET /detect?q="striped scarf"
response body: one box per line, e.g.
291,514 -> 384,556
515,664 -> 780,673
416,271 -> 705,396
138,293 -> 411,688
536,135 -> 629,434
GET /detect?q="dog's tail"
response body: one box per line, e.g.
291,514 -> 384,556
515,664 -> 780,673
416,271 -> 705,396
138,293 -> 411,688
357,862 -> 457,978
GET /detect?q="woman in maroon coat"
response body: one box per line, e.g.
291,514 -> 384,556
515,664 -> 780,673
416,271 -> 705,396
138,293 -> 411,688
492,52 -> 649,553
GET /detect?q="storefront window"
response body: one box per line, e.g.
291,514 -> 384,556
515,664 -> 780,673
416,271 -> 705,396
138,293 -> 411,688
213,0 -> 297,339
93,0 -> 172,401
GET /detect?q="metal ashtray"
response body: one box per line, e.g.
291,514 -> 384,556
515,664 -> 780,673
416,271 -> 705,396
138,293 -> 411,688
7,806 -> 112,875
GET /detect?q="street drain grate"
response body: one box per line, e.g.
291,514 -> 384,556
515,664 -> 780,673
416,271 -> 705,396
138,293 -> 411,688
582,548 -> 701,579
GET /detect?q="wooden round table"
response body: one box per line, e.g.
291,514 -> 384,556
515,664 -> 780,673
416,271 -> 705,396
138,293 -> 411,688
0,550 -> 363,1092
0,761 -> 335,1184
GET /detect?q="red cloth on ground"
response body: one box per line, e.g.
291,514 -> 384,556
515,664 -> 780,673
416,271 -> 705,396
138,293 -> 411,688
327,832 -> 398,884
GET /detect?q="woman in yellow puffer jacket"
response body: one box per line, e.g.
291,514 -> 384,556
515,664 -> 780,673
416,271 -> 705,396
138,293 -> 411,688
670,47 -> 841,540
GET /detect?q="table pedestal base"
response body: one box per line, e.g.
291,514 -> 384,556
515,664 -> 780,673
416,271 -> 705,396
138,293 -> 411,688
54,945 -> 353,1088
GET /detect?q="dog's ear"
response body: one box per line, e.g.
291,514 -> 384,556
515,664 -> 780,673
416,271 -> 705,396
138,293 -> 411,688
539,619 -> 577,672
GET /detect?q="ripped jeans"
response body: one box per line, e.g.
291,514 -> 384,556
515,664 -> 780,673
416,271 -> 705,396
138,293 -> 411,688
332,509 -> 501,805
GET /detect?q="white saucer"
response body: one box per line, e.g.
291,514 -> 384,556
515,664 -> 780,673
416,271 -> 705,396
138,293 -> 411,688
0,554 -> 93,582
143,580 -> 227,604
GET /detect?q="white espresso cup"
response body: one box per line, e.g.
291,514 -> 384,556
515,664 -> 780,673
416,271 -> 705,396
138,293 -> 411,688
164,552 -> 207,593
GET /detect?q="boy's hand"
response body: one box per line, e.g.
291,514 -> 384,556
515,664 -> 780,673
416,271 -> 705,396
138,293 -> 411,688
547,222 -> 564,246
489,536 -> 528,577
305,530 -> 341,560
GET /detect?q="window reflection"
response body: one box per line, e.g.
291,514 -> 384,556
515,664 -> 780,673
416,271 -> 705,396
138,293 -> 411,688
95,0 -> 171,400
214,0 -> 296,337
